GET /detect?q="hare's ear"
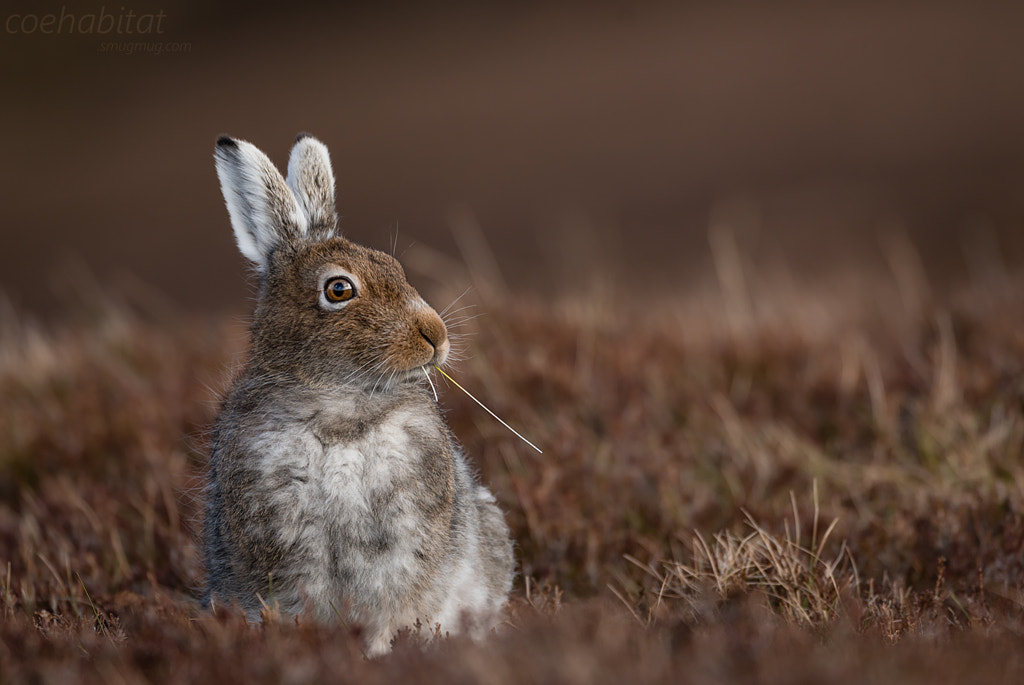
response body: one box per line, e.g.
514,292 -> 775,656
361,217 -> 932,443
286,133 -> 338,238
214,135 -> 308,270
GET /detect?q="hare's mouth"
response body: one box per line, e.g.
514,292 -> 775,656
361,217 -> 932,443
419,333 -> 450,367
380,361 -> 436,383
360,342 -> 447,391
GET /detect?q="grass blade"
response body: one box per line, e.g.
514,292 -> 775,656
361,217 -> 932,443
432,365 -> 542,454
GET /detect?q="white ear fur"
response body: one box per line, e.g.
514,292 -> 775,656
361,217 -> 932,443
214,136 -> 308,270
286,133 -> 338,237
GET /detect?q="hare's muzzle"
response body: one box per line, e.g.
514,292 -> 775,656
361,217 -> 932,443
418,311 -> 449,366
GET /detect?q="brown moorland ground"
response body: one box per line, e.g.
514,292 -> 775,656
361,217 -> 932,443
2,234 -> 1024,683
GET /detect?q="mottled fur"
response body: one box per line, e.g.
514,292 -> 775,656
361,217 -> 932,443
204,134 -> 514,655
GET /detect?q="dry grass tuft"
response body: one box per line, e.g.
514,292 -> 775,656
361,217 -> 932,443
630,489 -> 855,629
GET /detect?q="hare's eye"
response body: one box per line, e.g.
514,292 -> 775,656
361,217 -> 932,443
324,277 -> 356,303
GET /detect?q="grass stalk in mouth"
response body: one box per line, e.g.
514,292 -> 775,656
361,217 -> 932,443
432,364 -> 542,454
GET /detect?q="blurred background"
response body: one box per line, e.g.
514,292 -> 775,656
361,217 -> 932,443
1,0 -> 1023,315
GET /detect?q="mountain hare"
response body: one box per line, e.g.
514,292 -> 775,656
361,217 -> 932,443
203,134 -> 514,655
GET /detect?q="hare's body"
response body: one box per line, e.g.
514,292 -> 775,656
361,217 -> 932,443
203,134 -> 514,655
206,380 -> 511,653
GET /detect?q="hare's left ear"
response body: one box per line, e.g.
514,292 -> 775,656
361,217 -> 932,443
286,133 -> 338,238
214,135 -> 308,271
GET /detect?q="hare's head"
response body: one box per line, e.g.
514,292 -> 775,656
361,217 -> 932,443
214,134 -> 449,389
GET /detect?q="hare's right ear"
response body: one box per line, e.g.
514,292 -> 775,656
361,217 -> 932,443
286,133 -> 338,238
214,136 -> 308,271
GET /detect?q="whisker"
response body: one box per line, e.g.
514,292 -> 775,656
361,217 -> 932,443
442,303 -> 478,318
423,367 -> 439,402
440,287 -> 474,317
441,306 -> 479,324
444,314 -> 486,328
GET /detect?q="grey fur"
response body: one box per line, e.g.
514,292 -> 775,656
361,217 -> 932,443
285,134 -> 337,239
205,135 -> 514,656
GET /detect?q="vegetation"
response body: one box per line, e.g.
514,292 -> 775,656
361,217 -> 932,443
2,250 -> 1024,683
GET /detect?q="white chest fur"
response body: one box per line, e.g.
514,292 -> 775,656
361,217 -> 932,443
245,404 -> 445,619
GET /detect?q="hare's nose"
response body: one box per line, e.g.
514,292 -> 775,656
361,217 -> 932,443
419,315 -> 449,364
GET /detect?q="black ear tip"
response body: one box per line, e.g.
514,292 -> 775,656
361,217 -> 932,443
295,132 -> 314,143
216,135 -> 238,148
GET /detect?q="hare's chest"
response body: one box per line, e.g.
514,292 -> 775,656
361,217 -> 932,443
316,418 -> 422,519
286,409 -> 439,558
253,405 -> 449,606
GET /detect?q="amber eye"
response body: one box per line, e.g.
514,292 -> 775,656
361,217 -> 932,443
323,276 -> 356,303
